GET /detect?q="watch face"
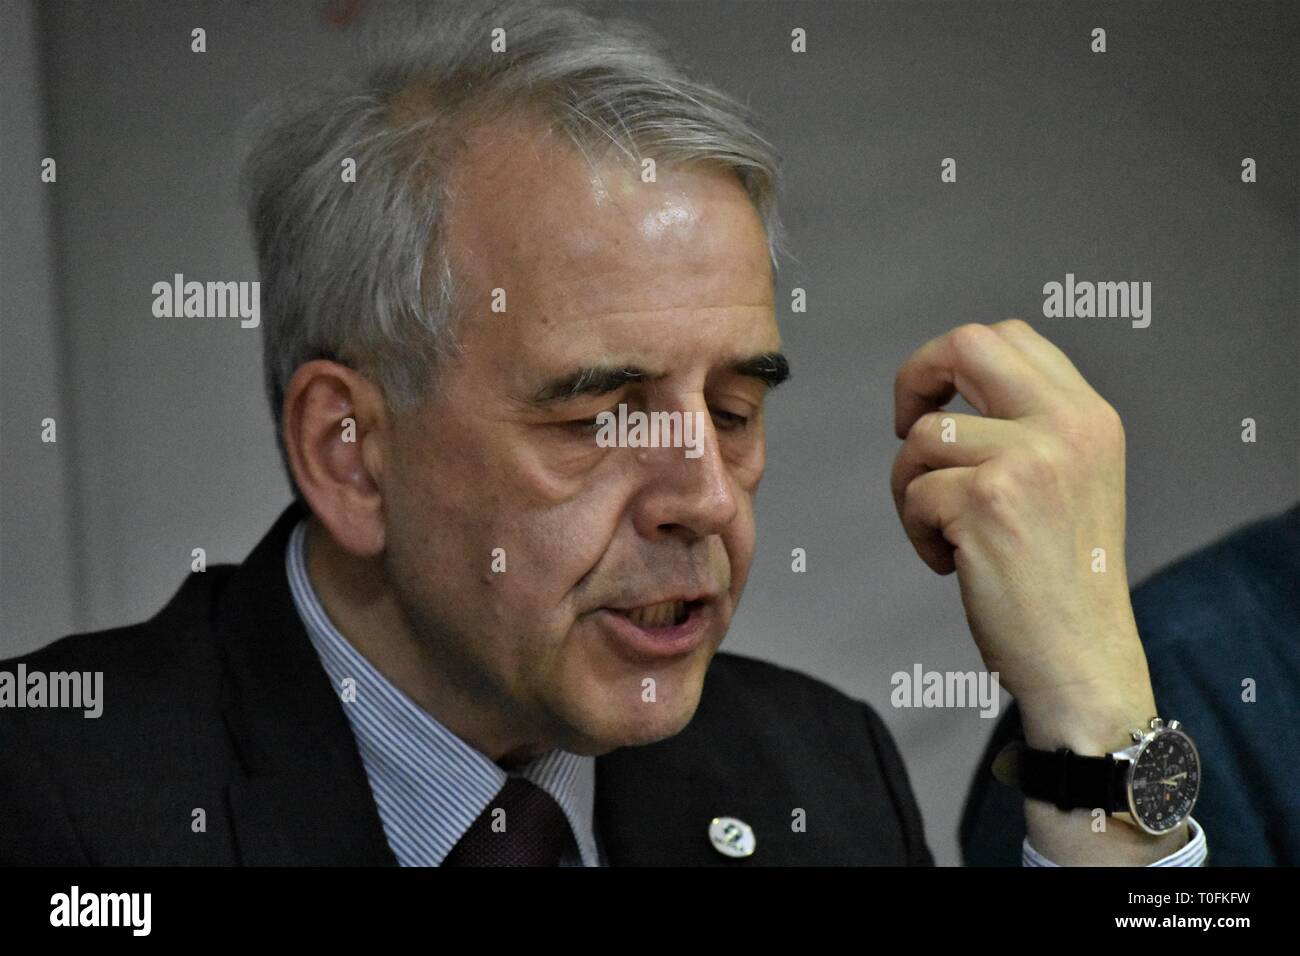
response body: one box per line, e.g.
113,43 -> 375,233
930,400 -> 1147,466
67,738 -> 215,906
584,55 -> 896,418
1128,729 -> 1201,834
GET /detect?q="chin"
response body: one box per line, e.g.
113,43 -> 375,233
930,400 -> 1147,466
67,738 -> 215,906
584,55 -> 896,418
545,628 -> 722,754
563,671 -> 709,755
613,700 -> 699,747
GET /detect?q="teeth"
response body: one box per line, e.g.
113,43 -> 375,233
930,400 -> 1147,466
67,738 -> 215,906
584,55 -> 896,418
624,600 -> 686,628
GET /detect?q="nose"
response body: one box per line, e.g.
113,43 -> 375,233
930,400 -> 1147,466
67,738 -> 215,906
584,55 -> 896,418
630,405 -> 741,542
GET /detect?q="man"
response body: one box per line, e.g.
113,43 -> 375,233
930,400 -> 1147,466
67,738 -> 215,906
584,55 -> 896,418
0,1 -> 1206,866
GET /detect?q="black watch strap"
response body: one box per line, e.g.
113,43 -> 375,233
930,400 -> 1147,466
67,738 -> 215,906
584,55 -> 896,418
993,741 -> 1130,813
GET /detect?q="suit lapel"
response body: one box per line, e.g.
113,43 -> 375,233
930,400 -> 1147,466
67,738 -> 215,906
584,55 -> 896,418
225,771 -> 395,866
596,742 -> 777,866
595,749 -> 719,865
594,682 -> 780,867
215,503 -> 396,866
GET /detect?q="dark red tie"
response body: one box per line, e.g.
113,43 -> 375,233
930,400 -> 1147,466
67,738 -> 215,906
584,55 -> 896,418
442,777 -> 579,866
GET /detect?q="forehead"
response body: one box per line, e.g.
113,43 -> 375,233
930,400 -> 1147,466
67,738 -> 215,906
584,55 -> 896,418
440,112 -> 775,334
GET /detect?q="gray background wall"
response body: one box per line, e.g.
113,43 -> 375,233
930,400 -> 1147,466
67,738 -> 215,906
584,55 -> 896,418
2,0 -> 1296,866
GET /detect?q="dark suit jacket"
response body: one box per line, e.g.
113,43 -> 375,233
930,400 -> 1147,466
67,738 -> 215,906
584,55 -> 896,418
0,503 -> 933,866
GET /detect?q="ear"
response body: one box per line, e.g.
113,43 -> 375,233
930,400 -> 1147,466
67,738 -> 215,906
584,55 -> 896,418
282,359 -> 388,556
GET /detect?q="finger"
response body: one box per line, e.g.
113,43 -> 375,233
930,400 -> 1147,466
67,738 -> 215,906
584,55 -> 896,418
988,318 -> 1088,390
898,465 -> 973,575
894,323 -> 1049,438
890,412 -> 1020,515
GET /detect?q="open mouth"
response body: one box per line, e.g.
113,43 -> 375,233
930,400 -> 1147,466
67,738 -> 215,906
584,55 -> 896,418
595,596 -> 715,659
610,598 -> 704,629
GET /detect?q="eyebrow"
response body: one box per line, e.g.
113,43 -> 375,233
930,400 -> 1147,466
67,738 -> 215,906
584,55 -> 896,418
528,351 -> 791,406
732,351 -> 791,390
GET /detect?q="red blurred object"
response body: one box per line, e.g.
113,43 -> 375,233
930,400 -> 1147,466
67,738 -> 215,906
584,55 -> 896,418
321,0 -> 366,29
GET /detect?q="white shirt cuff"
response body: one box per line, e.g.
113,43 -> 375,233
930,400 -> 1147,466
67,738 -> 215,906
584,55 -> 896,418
1022,815 -> 1206,866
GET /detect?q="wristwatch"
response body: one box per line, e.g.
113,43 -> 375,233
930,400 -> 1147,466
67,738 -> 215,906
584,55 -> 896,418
992,717 -> 1202,835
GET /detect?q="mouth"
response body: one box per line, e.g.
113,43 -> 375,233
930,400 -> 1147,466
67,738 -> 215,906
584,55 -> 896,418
595,596 -> 716,660
609,598 -> 703,629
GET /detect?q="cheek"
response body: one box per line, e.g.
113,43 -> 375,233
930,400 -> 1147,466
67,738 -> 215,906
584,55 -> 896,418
722,503 -> 757,594
474,479 -> 632,628
722,429 -> 764,592
397,445 -> 630,632
508,455 -> 633,567
382,433 -> 514,623
727,420 -> 767,489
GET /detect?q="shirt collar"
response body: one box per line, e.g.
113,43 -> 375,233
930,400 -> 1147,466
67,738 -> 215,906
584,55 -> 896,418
284,516 -> 599,866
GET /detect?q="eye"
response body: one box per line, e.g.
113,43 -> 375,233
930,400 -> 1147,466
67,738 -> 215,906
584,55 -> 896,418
711,409 -> 750,431
565,408 -> 619,435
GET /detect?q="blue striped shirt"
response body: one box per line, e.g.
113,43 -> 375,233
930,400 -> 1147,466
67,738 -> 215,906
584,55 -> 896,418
285,517 -> 600,867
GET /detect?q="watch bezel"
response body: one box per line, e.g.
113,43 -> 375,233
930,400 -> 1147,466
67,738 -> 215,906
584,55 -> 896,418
1120,723 -> 1201,836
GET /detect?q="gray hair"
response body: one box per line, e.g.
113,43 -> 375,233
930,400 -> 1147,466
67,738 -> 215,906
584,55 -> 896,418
240,0 -> 787,495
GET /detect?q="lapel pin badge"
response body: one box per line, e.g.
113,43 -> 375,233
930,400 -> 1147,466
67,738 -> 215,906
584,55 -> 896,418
708,816 -> 756,858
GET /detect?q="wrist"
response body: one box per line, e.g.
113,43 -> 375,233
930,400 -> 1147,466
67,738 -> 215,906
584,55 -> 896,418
1021,693 -> 1157,752
1024,802 -> 1190,865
